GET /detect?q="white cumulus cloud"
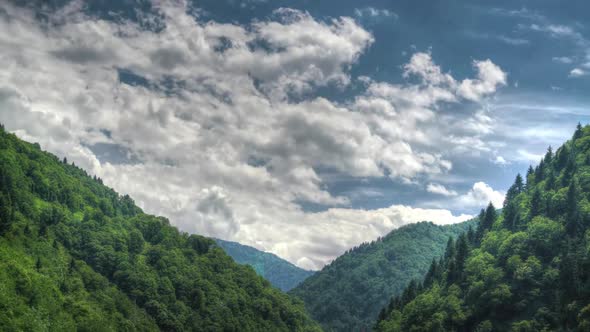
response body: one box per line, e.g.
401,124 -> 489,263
0,2 -> 504,269
427,183 -> 458,196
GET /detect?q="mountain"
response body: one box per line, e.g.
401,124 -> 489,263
215,239 -> 315,292
376,124 -> 590,331
290,219 -> 475,331
0,125 -> 320,331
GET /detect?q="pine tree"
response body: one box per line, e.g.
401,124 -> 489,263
530,189 -> 542,218
467,225 -> 475,244
545,146 -> 553,165
503,201 -> 517,230
526,165 -> 535,188
566,178 -> 581,236
454,234 -> 468,282
535,159 -> 545,182
0,192 -> 12,234
546,170 -> 556,191
504,174 -> 524,207
424,259 -> 438,288
556,145 -> 570,171
563,156 -> 576,186
474,202 -> 497,241
401,280 -> 418,305
573,122 -> 583,140
444,237 -> 456,262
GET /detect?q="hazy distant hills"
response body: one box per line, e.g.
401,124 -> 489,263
215,239 -> 315,291
290,220 -> 475,331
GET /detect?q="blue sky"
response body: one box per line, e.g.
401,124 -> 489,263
191,0 -> 590,212
1,0 -> 589,269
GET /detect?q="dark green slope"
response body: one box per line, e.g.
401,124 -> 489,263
290,220 -> 475,331
376,124 -> 590,331
215,239 -> 315,291
0,125 -> 320,331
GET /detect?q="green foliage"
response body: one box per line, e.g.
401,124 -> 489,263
215,239 -> 315,292
290,220 -> 474,331
0,129 -> 320,331
376,124 -> 590,331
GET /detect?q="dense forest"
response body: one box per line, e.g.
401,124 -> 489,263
376,124 -> 590,331
290,220 -> 474,331
215,239 -> 315,292
0,125 -> 320,331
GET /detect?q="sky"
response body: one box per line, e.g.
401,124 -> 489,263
1,0 -> 590,270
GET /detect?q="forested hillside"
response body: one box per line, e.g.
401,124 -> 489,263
215,239 -> 315,291
376,124 -> 590,331
0,125 -> 320,331
290,220 -> 474,331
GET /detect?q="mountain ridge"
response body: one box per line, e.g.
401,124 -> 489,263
0,126 -> 321,331
215,238 -> 315,291
376,124 -> 590,331
290,219 -> 475,331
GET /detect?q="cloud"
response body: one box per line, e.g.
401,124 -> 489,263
0,2 -> 503,269
553,56 -> 574,64
529,23 -> 580,39
497,36 -> 529,45
457,60 -> 507,101
488,7 -> 544,21
457,181 -> 505,208
493,156 -> 509,165
354,7 -> 397,19
569,68 -> 587,77
517,149 -> 545,163
261,204 -> 471,269
427,183 -> 458,196
465,31 -> 529,46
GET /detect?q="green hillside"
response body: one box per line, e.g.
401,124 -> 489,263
0,125 -> 320,331
376,124 -> 590,331
290,219 -> 474,331
215,239 -> 315,292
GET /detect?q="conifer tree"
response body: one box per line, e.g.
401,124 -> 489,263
545,146 -> 553,164
444,237 -> 456,262
566,178 -> 581,236
526,165 -> 535,188
530,189 -> 542,218
574,122 -> 583,140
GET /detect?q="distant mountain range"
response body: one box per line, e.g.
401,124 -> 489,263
215,239 -> 315,291
290,220 -> 475,331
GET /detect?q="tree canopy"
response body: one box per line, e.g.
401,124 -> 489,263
376,124 -> 590,331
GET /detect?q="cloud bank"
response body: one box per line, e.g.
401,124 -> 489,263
0,1 -> 506,269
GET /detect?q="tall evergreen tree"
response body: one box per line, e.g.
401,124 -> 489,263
535,159 -> 545,182
546,170 -> 556,191
530,189 -> 543,218
482,203 -> 496,232
574,122 -> 583,140
0,192 -> 12,234
504,174 -> 523,207
544,146 -> 553,165
444,237 -> 456,262
526,165 -> 535,188
454,234 -> 468,281
401,280 -> 418,305
566,178 -> 581,236
556,145 -> 570,171
423,259 -> 438,288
